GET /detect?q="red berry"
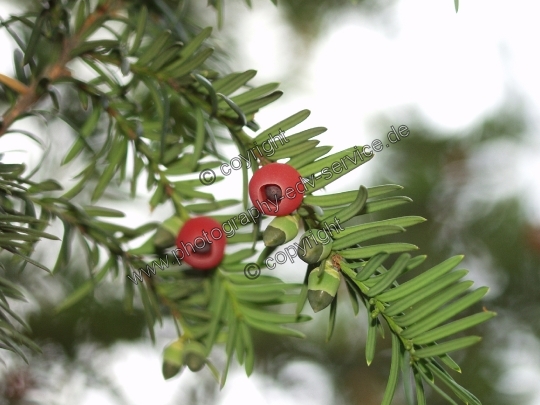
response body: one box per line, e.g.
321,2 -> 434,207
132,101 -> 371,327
175,217 -> 226,270
248,162 -> 304,216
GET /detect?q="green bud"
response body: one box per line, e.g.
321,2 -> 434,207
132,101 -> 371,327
162,339 -> 185,380
182,341 -> 207,372
153,228 -> 176,249
154,216 -> 184,249
298,229 -> 334,264
307,259 -> 341,312
263,215 -> 300,247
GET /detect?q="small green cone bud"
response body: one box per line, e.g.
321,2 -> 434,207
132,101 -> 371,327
183,341 -> 207,372
162,339 -> 185,380
307,259 -> 341,312
154,216 -> 184,249
298,229 -> 334,264
263,215 -> 300,247
154,228 -> 176,249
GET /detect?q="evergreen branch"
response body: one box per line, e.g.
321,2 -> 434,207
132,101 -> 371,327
0,0 -> 119,137
0,2 -> 491,403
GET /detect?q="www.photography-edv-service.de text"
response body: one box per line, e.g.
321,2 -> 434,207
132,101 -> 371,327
126,124 -> 410,283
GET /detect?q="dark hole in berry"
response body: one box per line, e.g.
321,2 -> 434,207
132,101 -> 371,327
193,243 -> 211,254
265,185 -> 282,201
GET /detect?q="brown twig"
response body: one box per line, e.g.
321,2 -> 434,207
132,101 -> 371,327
0,1 -> 116,138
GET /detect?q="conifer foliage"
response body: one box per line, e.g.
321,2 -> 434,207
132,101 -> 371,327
0,0 -> 491,403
